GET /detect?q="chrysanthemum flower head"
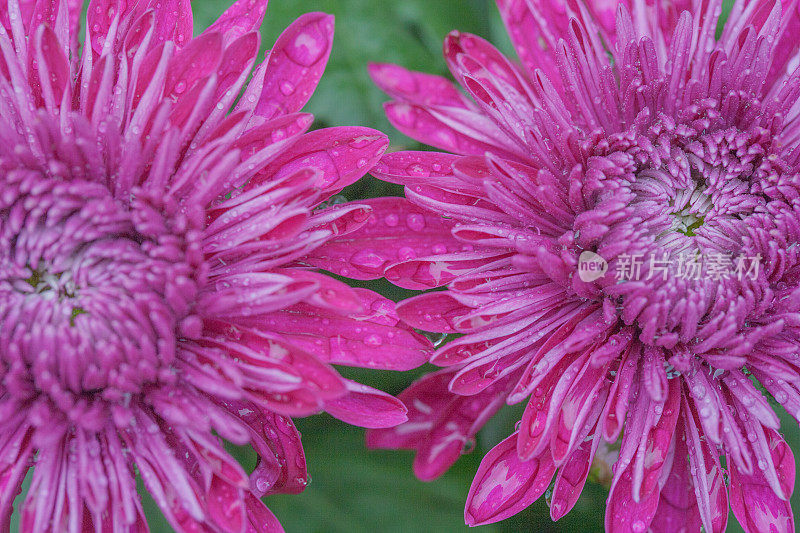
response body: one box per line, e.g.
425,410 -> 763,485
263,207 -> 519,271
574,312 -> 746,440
324,0 -> 800,531
0,0 -> 430,530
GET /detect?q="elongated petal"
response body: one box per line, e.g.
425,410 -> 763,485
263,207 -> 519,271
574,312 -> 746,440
325,380 -> 408,429
256,13 -> 334,119
465,432 -> 556,526
302,197 -> 461,279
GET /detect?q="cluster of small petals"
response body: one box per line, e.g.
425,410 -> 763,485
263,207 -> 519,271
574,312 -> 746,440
0,0 -> 430,531
344,0 -> 800,531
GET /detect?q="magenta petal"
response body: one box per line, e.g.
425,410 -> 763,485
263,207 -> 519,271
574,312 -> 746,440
31,25 -> 70,110
256,12 -> 334,120
230,329 -> 348,401
386,250 -> 505,290
413,378 -> 509,481
549,434 -> 598,521
278,269 -> 364,314
729,428 -> 795,533
244,493 -> 285,533
206,476 -> 247,532
325,380 -> 408,429
649,429 -> 702,533
204,0 -> 268,46
226,402 -> 308,496
0,426 -> 32,530
605,379 -> 681,531
31,0 -> 82,50
252,127 -> 388,197
683,402 -> 729,532
258,289 -> 431,371
494,0 -> 565,90
370,151 -> 482,193
165,31 -> 223,99
302,197 -> 460,280
384,100 -> 523,160
369,62 -> 472,108
366,369 -> 457,451
465,432 -> 556,526
604,462 -> 662,533
152,0 -> 194,49
396,292 -> 469,333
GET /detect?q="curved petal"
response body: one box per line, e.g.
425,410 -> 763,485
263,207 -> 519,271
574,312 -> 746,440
465,432 -> 556,526
256,12 -> 334,120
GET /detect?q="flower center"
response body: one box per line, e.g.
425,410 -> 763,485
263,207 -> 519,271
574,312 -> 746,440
571,109 -> 786,347
668,183 -> 710,238
0,174 -> 204,412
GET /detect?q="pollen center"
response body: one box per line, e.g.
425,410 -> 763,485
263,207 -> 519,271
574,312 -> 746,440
669,183 -> 710,238
0,175 -> 203,411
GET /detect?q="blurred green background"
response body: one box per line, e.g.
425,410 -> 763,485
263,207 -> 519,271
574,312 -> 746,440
13,1 -> 798,532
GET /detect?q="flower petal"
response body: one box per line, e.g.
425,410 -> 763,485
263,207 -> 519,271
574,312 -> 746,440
395,292 -> 469,333
256,12 -> 334,120
325,380 -> 408,429
302,197 -> 460,280
729,428 -> 795,533
369,62 -> 472,108
248,127 -> 388,197
465,432 -> 556,526
255,288 -> 431,371
204,0 -> 267,46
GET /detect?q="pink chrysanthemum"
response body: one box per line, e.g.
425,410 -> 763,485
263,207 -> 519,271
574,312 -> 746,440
0,0 -> 430,530
316,0 -> 800,530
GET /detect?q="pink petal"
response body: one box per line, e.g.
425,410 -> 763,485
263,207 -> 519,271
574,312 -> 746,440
325,380 -> 408,429
366,369 -> 458,451
31,25 -> 70,110
165,31 -> 222,99
604,462 -> 662,533
256,12 -> 334,120
605,378 -> 682,531
682,406 -> 729,533
515,350 -> 583,461
385,250 -> 505,290
225,328 -> 348,401
600,345 -> 638,441
494,0 -> 566,89
395,292 -> 470,333
729,428 -> 796,533
225,402 -> 308,496
549,434 -> 599,521
302,197 -> 460,280
214,31 -> 260,102
444,31 -> 536,141
31,0 -> 82,51
0,423 -> 32,530
246,127 -> 388,197
465,432 -> 556,526
153,0 -> 193,49
245,494 -> 285,533
206,476 -> 247,532
254,289 -> 431,371
306,201 -> 373,238
649,428 -> 702,533
412,377 -> 510,481
384,100 -> 523,160
369,62 -> 473,108
204,0 -> 267,47
449,347 -> 528,395
370,151 -> 482,193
